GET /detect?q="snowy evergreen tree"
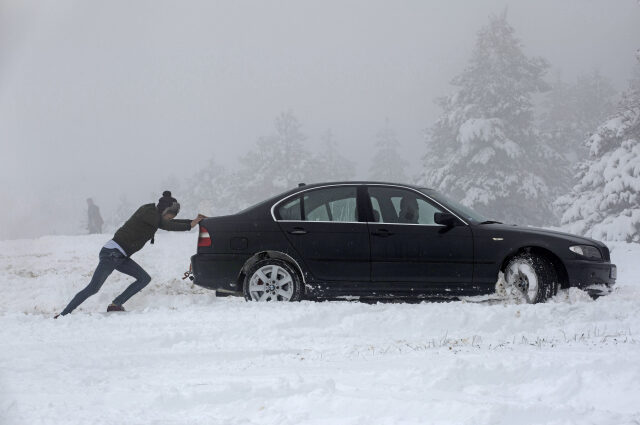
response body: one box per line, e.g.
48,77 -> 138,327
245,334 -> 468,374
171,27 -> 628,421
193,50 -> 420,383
184,159 -> 244,217
420,12 -> 554,226
310,129 -> 356,183
541,71 -> 617,165
539,71 -> 617,204
239,111 -> 313,204
556,68 -> 640,242
369,120 -> 408,183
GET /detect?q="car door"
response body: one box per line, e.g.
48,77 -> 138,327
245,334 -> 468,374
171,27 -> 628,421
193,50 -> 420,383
366,185 -> 474,292
275,185 -> 370,284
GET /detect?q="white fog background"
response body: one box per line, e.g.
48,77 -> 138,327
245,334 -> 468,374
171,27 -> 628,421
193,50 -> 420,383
1,0 -> 639,239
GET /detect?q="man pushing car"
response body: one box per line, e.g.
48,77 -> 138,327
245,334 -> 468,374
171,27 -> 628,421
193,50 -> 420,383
55,191 -> 205,318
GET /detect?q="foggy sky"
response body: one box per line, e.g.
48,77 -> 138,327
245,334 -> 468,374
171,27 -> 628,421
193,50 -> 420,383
1,0 -> 639,239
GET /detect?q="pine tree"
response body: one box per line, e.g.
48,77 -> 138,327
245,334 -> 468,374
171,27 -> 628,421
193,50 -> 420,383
420,12 -> 554,226
541,71 -> 617,164
556,67 -> 640,242
184,159 -> 242,217
369,120 -> 408,183
310,129 -> 356,182
239,111 -> 312,204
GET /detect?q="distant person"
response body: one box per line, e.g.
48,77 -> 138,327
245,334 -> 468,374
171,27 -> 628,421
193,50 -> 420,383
56,191 -> 205,318
86,198 -> 104,234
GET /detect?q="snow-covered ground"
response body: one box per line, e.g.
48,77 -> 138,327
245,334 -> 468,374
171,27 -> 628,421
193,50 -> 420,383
1,232 -> 639,425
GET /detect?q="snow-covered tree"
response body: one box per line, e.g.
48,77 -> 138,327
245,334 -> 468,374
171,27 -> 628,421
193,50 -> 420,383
309,129 -> 356,182
239,111 -> 313,204
538,71 -> 617,205
369,120 -> 408,183
420,12 -> 555,226
541,71 -> 617,164
556,69 -> 640,242
183,159 -> 243,217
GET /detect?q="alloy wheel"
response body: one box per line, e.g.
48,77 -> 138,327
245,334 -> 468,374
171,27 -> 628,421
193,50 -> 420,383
248,264 -> 294,301
505,259 -> 539,303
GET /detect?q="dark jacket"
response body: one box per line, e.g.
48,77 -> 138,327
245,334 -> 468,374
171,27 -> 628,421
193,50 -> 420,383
112,204 -> 191,256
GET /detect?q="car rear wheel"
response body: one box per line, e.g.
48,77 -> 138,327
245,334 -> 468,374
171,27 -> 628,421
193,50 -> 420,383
504,254 -> 558,303
243,259 -> 303,302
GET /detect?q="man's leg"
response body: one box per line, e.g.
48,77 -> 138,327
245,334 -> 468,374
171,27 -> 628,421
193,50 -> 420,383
111,258 -> 152,307
61,249 -> 119,315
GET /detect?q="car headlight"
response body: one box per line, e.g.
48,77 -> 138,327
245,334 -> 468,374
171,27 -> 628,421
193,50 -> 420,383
569,245 -> 602,260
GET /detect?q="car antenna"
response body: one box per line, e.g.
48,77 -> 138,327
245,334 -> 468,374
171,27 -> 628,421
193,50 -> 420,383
298,183 -> 306,187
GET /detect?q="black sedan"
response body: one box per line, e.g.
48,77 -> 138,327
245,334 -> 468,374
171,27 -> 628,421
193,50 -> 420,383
190,182 -> 616,303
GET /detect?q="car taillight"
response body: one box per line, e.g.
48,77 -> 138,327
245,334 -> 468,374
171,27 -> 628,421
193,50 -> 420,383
198,226 -> 211,247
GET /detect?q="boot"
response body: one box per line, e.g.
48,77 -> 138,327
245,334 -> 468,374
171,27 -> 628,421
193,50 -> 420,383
107,303 -> 126,312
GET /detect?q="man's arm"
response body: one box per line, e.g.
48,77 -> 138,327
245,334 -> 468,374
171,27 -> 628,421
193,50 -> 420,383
159,219 -> 192,231
159,214 -> 206,231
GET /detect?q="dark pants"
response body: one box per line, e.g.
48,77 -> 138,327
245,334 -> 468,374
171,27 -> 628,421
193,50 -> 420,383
61,247 -> 151,315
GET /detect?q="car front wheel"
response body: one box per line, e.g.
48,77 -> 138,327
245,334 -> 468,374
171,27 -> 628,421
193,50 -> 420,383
243,259 -> 303,302
504,254 -> 558,303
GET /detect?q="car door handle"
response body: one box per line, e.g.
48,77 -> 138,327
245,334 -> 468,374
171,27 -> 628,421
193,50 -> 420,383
372,229 -> 394,237
288,227 -> 308,235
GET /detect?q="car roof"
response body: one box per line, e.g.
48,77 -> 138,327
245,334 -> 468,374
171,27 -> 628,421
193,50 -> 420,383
274,181 -> 431,203
292,181 -> 428,191
236,181 -> 432,218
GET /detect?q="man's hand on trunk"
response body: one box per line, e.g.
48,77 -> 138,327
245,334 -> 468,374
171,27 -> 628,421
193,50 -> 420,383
191,214 -> 207,228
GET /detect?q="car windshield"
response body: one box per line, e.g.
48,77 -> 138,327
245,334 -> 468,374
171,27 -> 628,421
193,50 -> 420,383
419,189 -> 489,224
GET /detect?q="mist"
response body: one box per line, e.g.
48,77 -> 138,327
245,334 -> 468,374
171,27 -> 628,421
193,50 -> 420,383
1,0 -> 639,239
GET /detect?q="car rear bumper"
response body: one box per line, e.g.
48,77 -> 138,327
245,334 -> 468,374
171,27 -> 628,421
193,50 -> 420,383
190,253 -> 248,293
564,259 -> 616,295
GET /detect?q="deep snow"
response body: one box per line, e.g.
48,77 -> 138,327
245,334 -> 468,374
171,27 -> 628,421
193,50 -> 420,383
1,233 -> 639,424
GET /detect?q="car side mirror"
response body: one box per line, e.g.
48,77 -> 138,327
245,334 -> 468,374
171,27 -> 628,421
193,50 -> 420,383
434,212 -> 458,227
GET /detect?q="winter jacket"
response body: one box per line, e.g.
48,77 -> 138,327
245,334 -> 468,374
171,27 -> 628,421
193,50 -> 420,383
112,204 -> 191,256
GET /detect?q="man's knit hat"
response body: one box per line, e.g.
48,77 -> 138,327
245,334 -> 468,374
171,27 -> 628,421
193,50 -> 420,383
157,191 -> 180,215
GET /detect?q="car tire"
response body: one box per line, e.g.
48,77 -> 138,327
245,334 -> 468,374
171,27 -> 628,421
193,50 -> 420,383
504,254 -> 558,303
243,258 -> 303,302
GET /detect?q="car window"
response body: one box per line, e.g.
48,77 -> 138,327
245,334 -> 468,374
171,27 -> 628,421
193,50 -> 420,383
368,186 -> 443,225
370,197 -> 382,222
277,197 -> 302,220
275,186 -> 359,222
303,186 -> 358,222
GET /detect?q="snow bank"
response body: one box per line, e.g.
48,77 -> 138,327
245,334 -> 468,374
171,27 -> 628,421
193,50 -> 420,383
1,234 -> 640,424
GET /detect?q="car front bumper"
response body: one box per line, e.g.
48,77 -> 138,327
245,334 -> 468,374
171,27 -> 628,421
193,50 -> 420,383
564,259 -> 616,296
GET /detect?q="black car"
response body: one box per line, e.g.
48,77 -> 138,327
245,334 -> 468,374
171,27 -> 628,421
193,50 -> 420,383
190,182 -> 616,303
